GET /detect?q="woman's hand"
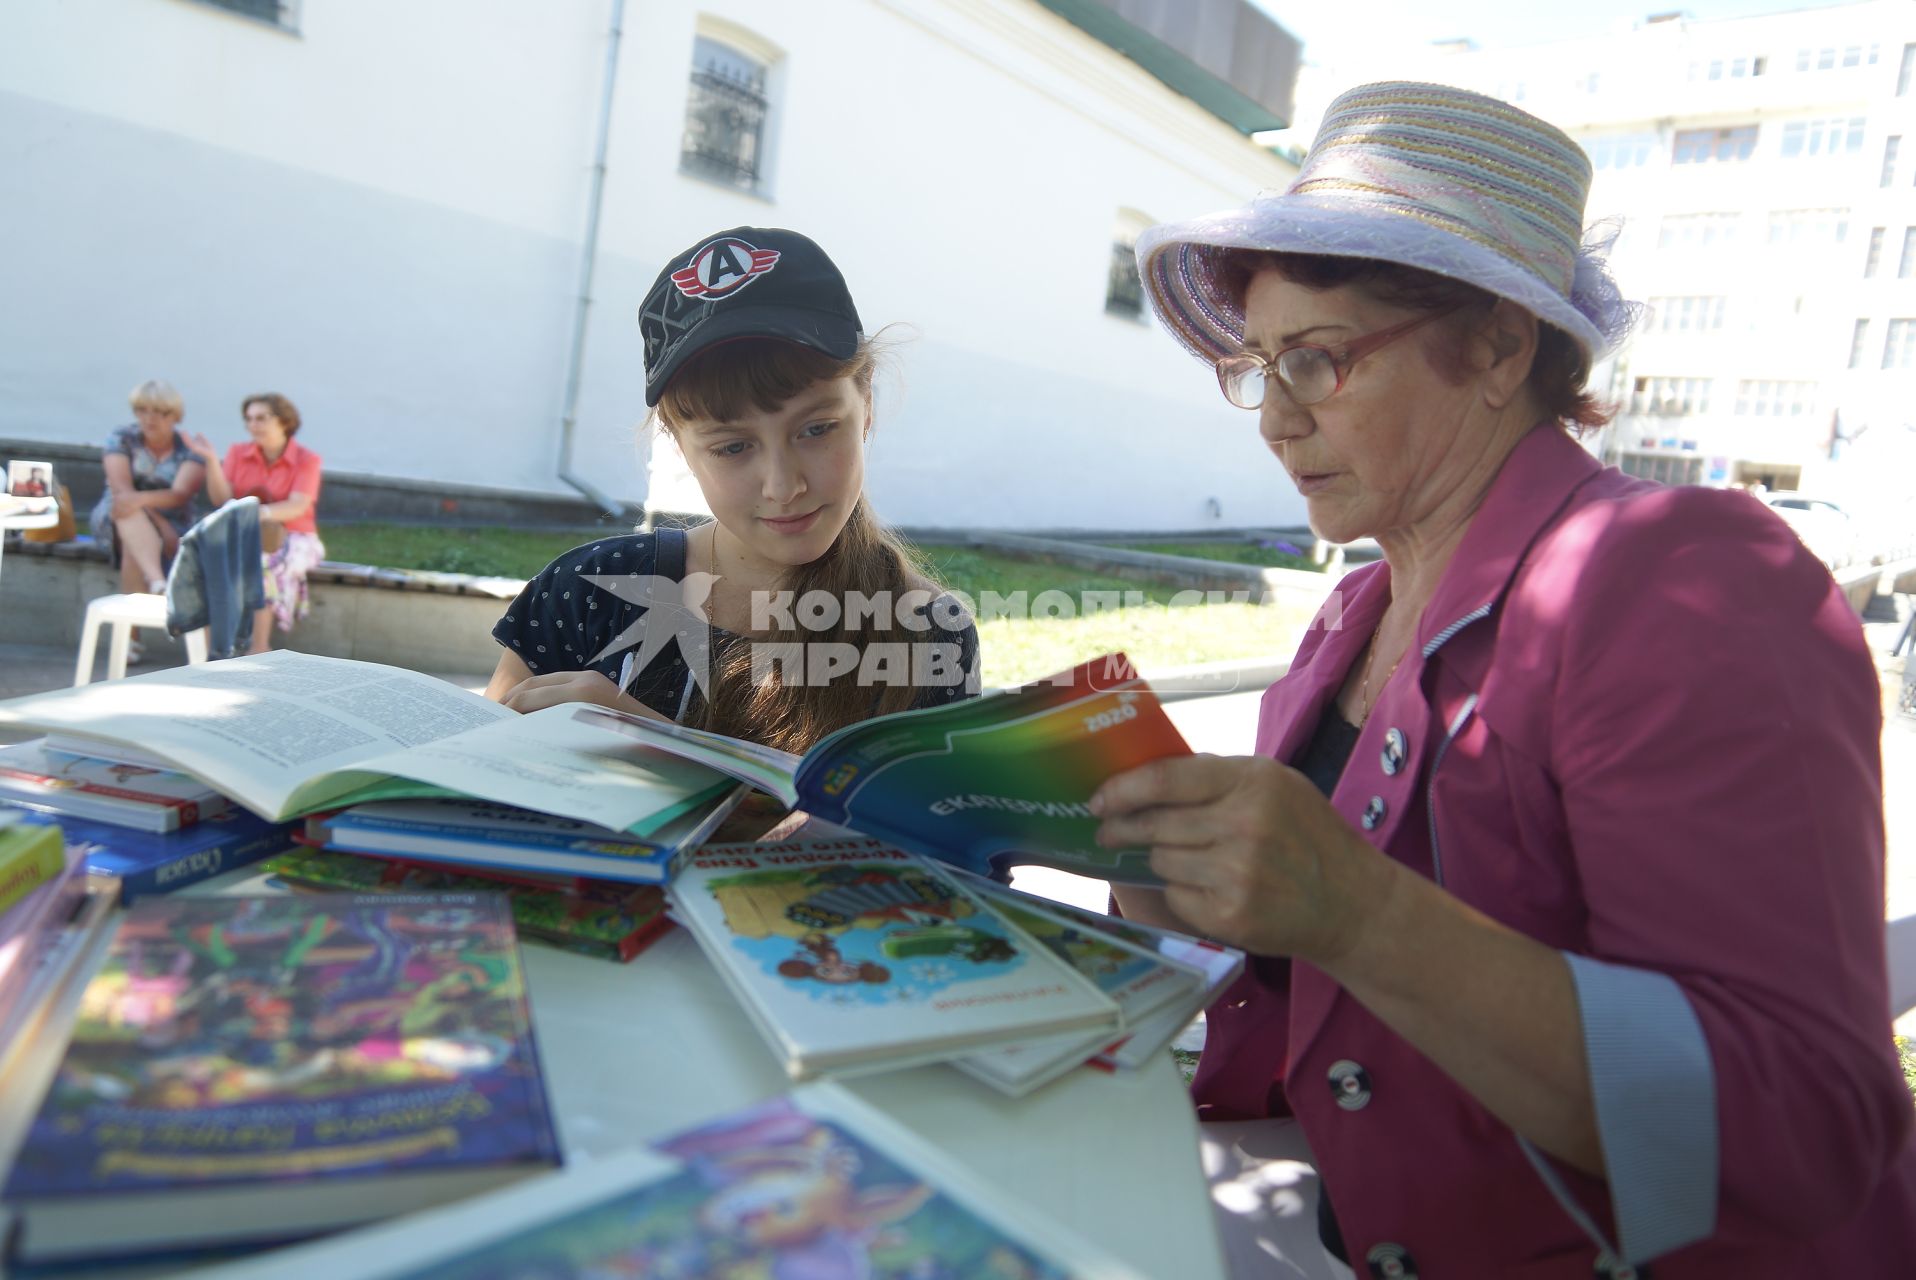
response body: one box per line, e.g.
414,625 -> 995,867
1091,754 -> 1394,964
109,490 -> 150,520
500,670 -> 667,719
180,431 -> 219,464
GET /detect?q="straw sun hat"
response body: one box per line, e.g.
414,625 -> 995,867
1137,81 -> 1635,367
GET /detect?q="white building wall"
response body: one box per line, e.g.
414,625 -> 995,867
0,0 -> 1306,532
1293,1 -> 1916,511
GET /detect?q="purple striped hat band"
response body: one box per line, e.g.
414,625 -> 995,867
1137,82 -> 1635,366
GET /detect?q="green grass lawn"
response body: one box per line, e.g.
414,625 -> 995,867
318,524 -> 1314,683
1104,539 -> 1321,573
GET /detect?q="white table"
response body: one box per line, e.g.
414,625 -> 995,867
0,878 -> 1228,1280
0,503 -> 59,592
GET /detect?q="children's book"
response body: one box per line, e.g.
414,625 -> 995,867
1,892 -> 562,1266
0,812 -> 67,914
578,652 -> 1191,884
182,1082 -> 1148,1279
0,739 -> 232,833
952,887 -> 1206,1095
306,784 -> 748,885
5,803 -> 299,902
668,837 -> 1120,1080
0,873 -> 120,1086
963,874 -> 1246,1071
266,845 -> 675,964
0,650 -> 735,834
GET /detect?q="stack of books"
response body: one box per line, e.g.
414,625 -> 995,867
0,814 -> 120,1085
0,652 -> 753,962
0,891 -> 562,1270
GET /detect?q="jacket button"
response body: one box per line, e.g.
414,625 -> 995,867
1361,795 -> 1387,830
1329,1059 -> 1371,1110
1380,727 -> 1408,775
1366,1242 -> 1417,1279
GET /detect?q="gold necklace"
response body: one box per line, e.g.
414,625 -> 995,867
1358,620 -> 1406,723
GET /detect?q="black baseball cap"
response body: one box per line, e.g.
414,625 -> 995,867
638,227 -> 863,407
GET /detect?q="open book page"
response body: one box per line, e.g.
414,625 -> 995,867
0,653 -> 513,818
304,702 -> 733,836
570,705 -> 802,805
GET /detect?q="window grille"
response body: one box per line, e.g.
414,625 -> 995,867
680,37 -> 770,191
1105,241 -> 1146,320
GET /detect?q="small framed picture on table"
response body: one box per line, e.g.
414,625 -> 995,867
4,460 -> 57,511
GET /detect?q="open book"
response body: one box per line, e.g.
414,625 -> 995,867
0,652 -> 732,837
577,653 -> 1191,884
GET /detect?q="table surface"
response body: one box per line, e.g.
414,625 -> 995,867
0,875 -> 1228,1280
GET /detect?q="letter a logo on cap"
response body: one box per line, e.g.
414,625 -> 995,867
670,237 -> 781,300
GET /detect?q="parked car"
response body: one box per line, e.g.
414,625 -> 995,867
1761,493 -> 1856,568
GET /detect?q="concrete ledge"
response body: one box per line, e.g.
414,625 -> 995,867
0,539 -> 516,673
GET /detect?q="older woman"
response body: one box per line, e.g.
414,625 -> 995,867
91,380 -> 205,599
183,392 -> 324,654
1099,83 -> 1914,1276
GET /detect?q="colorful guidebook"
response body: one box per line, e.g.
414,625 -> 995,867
183,1083 -> 1147,1280
306,785 -> 748,885
668,837 -> 1120,1080
1,892 -> 562,1266
266,845 -> 675,963
0,650 -> 735,833
0,739 -> 231,833
5,803 -> 299,902
577,652 -> 1191,884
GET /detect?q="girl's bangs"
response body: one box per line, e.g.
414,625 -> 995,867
660,339 -> 860,425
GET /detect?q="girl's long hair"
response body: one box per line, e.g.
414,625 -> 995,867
655,337 -> 947,753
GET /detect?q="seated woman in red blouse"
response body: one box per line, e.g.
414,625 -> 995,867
183,392 -> 324,654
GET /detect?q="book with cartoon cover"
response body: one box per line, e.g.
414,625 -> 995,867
576,652 -> 1191,884
668,837 -> 1119,1079
1,892 -> 561,1266
182,1083 -> 1147,1280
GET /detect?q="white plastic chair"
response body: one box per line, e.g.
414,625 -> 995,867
73,594 -> 208,686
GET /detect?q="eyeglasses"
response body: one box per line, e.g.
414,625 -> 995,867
1214,307 -> 1458,410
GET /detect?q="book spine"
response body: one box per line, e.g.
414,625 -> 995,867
328,814 -> 655,856
0,827 -> 66,916
115,824 -> 296,903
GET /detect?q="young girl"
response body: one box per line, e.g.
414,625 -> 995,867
486,227 -> 979,753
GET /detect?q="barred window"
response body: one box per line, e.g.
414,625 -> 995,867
680,37 -> 771,192
1883,137 -> 1901,189
1105,209 -> 1153,323
1867,227 -> 1886,276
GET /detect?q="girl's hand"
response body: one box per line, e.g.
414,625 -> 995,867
181,431 -> 219,463
500,670 -> 666,719
1091,754 -> 1394,964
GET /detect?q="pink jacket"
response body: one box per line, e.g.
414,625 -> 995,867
1193,425 -> 1916,1277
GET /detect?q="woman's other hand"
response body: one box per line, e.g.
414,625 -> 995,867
181,431 -> 219,464
499,669 -> 668,720
1092,754 -> 1394,963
